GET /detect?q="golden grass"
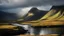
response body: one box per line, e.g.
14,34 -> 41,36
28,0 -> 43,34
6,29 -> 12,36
21,20 -> 64,26
0,25 -> 17,29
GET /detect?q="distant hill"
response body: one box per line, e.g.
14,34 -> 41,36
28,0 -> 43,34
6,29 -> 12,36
0,11 -> 19,23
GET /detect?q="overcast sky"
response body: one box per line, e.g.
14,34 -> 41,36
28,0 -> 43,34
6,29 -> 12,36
0,0 -> 64,17
0,0 -> 64,8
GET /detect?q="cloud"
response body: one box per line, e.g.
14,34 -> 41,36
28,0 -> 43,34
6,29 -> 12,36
37,5 -> 52,11
0,0 -> 64,9
0,0 -> 27,9
17,7 -> 32,17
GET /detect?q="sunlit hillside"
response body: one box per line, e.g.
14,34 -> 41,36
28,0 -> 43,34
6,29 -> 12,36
17,6 -> 64,26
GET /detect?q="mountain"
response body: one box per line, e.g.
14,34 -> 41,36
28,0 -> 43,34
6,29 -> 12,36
51,5 -> 64,9
22,6 -> 64,21
23,7 -> 48,21
51,5 -> 64,15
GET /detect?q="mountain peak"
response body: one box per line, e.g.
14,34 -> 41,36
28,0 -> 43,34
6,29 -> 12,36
29,7 -> 38,13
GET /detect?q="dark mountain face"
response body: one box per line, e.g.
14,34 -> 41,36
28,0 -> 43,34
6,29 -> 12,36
51,5 -> 64,15
29,7 -> 39,14
23,7 -> 48,21
51,5 -> 64,9
0,11 -> 19,23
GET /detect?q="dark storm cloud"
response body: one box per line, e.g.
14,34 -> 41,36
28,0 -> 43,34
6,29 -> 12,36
28,0 -> 64,5
0,0 -> 64,9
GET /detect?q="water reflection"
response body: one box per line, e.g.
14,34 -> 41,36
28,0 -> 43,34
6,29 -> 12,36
30,26 -> 64,35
